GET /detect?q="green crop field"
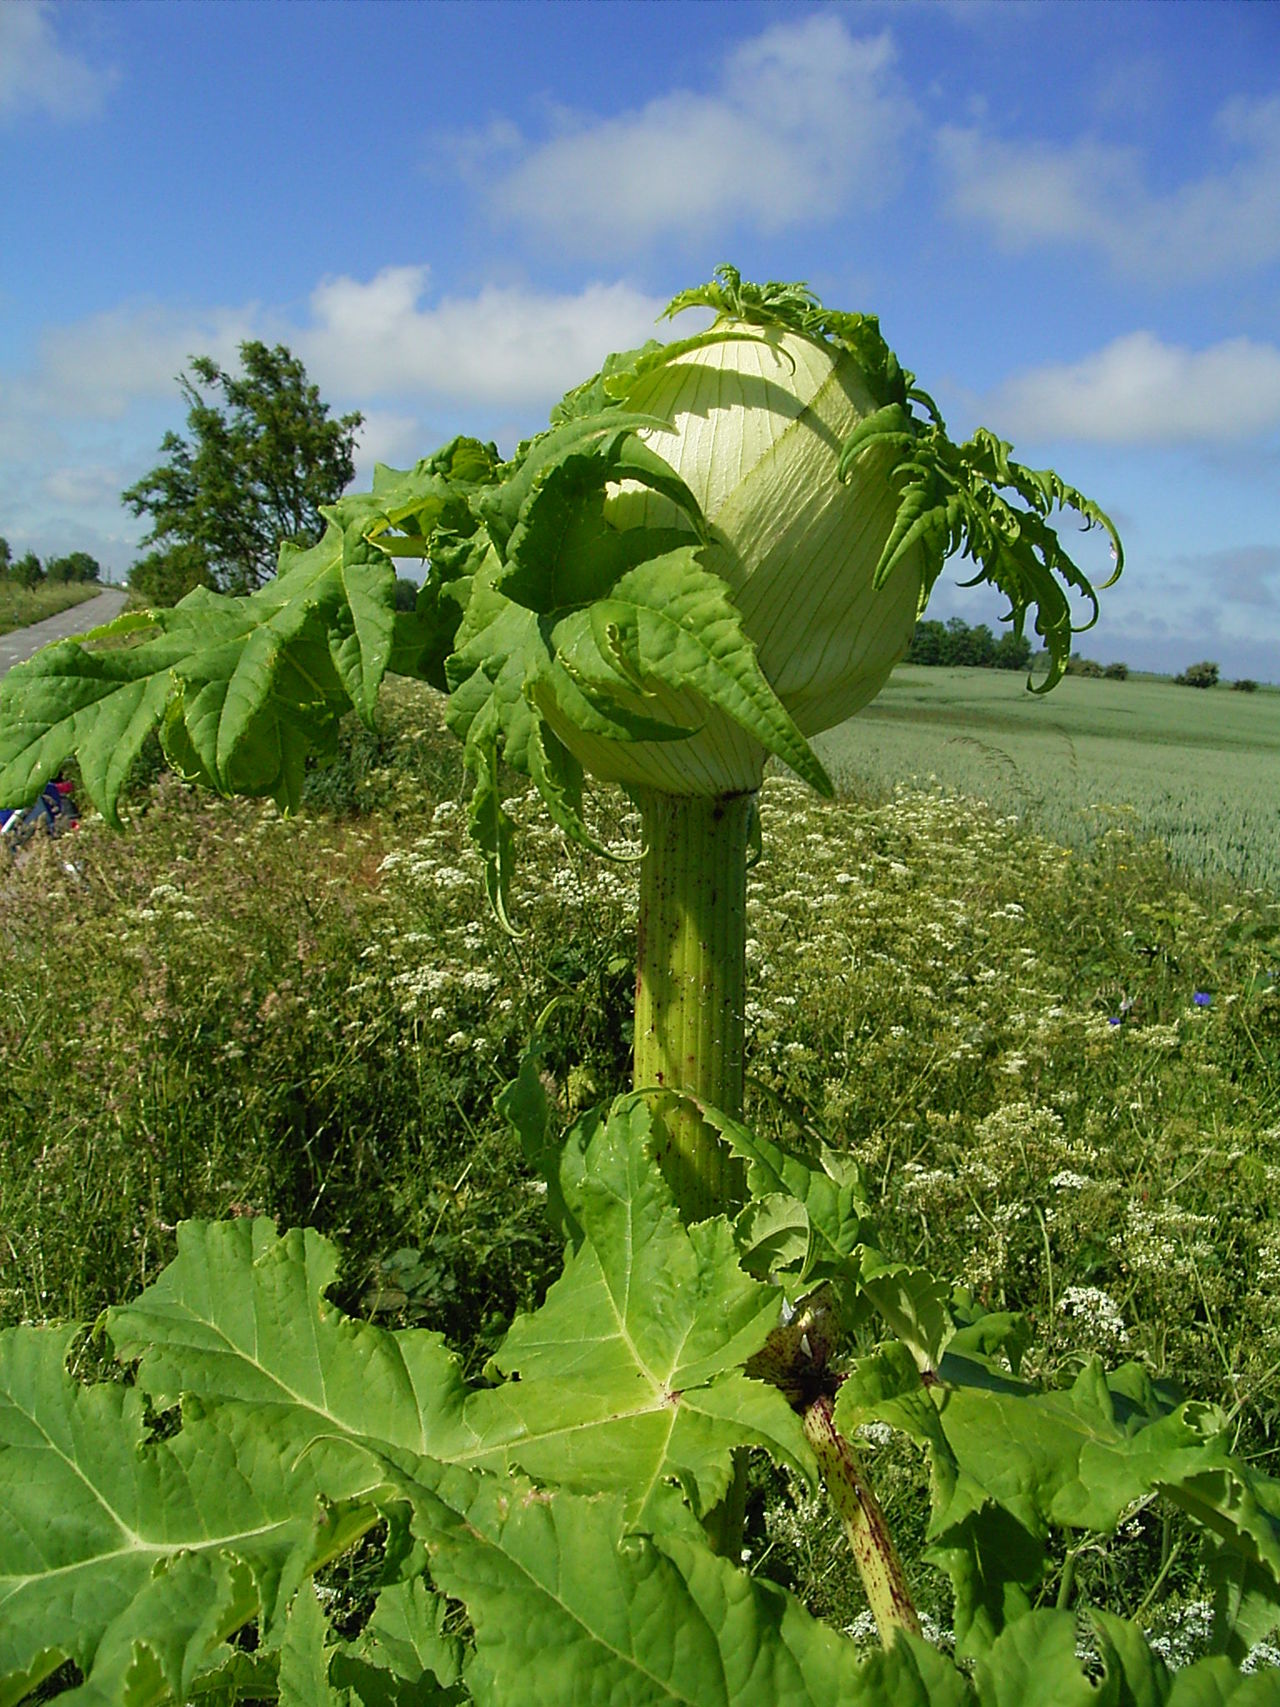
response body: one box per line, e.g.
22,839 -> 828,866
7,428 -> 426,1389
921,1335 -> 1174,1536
816,665 -> 1280,895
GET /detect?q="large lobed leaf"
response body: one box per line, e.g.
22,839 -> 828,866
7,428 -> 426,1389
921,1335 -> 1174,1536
0,1324 -> 382,1704
389,1461 -> 966,1707
108,1098 -> 811,1529
4,1085 -> 1279,1701
478,1096 -> 813,1524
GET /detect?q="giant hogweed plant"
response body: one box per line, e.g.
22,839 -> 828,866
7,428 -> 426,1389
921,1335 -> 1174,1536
1,268 -> 1277,1703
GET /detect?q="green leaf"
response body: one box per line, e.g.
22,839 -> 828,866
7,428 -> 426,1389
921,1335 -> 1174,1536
475,1095 -> 815,1523
444,554 -> 694,917
108,1100 -> 812,1533
331,1578 -> 465,1704
494,432 -> 704,616
835,1335 -> 1280,1660
388,1462 -> 954,1707
0,448 -> 494,822
278,1584 -> 347,1707
476,412 -> 679,556
108,1220 -> 474,1460
690,1102 -> 873,1300
0,1324 -> 380,1704
733,1194 -> 814,1280
1165,1661 -> 1280,1704
496,1039 -> 589,1247
854,1251 -> 955,1374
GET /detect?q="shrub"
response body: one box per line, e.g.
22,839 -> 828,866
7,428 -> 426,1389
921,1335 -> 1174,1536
1175,660 -> 1219,688
1103,661 -> 1129,680
1233,677 -> 1259,693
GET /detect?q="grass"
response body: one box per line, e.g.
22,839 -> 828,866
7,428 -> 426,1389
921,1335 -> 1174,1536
1,676 -> 1277,1658
816,665 -> 1280,893
0,581 -> 103,636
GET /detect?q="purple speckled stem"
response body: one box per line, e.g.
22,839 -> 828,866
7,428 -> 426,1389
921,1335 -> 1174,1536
802,1392 -> 921,1647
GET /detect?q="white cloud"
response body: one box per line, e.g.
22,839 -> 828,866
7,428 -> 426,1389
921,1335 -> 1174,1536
938,94 -> 1280,284
349,410 -> 431,489
14,301 -> 265,420
300,267 -> 668,406
0,4 -> 115,123
41,463 -> 126,511
479,16 -> 915,255
0,270 -> 682,574
986,332 -> 1280,445
0,270 -> 671,443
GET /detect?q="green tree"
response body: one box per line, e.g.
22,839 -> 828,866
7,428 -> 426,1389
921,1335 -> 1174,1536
127,542 -> 216,607
1175,659 -> 1219,688
991,627 -> 1032,671
122,341 -> 363,595
13,550 -> 43,589
905,617 -> 947,664
941,615 -> 996,667
46,550 -> 101,584
0,537 -> 10,580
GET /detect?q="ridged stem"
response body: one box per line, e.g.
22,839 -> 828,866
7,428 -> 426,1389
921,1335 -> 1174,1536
633,788 -> 751,1221
633,787 -> 752,1557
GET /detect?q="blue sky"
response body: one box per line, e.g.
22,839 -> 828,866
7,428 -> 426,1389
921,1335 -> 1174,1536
2,0 -> 1278,680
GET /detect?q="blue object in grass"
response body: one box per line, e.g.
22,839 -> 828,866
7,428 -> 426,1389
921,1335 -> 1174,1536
0,779 -> 77,850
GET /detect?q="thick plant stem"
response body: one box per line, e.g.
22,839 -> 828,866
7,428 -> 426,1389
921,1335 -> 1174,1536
633,787 -> 751,1557
802,1394 -> 921,1647
633,788 -> 751,1222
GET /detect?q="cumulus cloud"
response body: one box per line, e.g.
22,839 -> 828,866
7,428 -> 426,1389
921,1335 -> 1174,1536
350,410 -> 429,476
478,16 -> 915,255
300,267 -> 668,406
0,4 -> 116,123
13,301 -> 265,420
985,332 -> 1280,445
938,93 -> 1280,283
3,268 -> 666,434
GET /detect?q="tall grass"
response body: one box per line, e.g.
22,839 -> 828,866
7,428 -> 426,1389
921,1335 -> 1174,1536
0,581 -> 102,637
1,679 -> 1276,1649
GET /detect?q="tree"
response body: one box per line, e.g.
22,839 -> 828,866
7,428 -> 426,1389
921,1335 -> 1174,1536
13,550 -> 43,589
992,628 -> 1032,671
0,537 -> 10,579
1175,660 -> 1219,688
904,617 -> 946,664
121,341 -> 363,595
128,543 -> 216,607
46,551 -> 101,584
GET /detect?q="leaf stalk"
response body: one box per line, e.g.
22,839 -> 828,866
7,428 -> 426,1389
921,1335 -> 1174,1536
801,1392 -> 922,1648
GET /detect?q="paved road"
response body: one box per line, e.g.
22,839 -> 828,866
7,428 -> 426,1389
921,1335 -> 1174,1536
0,586 -> 129,678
